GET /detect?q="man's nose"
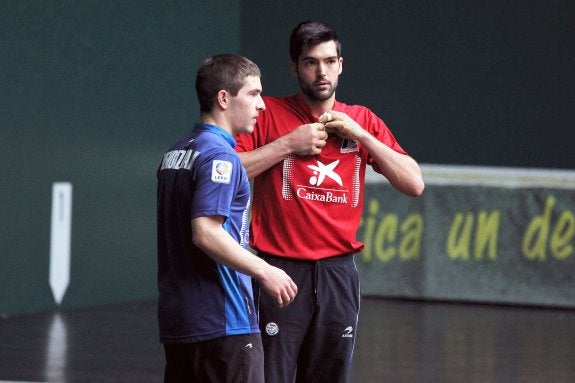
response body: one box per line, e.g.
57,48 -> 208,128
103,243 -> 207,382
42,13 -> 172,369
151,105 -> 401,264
257,96 -> 266,111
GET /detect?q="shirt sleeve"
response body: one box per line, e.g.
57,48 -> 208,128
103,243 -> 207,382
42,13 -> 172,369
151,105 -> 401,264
190,150 -> 242,219
343,105 -> 407,173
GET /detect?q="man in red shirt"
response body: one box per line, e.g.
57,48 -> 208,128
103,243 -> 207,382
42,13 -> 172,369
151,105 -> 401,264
235,21 -> 424,383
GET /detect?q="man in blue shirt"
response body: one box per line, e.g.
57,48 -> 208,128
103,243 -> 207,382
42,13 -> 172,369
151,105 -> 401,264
157,54 -> 298,383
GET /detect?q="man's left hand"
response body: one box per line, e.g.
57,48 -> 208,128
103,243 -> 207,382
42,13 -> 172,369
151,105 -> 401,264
319,110 -> 364,140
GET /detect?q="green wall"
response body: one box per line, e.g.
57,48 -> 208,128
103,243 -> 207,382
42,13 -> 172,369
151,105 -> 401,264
1,0 -> 240,316
240,0 -> 575,170
2,0 -> 574,316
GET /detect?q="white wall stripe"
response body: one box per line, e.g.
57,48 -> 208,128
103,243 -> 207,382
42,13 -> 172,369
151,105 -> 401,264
365,163 -> 575,189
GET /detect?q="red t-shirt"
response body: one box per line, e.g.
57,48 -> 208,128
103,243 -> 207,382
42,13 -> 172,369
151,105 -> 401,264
235,94 -> 406,260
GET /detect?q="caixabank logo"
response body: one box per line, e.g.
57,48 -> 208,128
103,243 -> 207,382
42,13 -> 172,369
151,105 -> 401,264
282,155 -> 361,207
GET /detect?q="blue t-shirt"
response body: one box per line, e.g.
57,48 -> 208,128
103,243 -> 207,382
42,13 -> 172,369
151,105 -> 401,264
157,123 -> 257,343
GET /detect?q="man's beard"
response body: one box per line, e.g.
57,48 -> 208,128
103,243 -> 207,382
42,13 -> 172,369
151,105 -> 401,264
299,76 -> 338,101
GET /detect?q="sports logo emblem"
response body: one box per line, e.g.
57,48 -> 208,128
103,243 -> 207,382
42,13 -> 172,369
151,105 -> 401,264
211,160 -> 232,183
307,160 -> 343,187
265,322 -> 279,336
342,326 -> 354,338
281,154 -> 360,207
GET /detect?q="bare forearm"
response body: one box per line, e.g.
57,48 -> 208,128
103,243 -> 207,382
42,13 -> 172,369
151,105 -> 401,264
192,219 -> 268,279
320,110 -> 424,196
239,123 -> 328,179
360,133 -> 425,197
238,138 -> 293,179
191,216 -> 298,306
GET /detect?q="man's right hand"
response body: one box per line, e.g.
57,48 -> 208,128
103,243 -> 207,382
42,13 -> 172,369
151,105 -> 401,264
288,123 -> 328,156
259,264 -> 298,308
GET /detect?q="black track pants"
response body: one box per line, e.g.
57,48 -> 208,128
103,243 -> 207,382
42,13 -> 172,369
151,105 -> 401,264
256,253 -> 360,383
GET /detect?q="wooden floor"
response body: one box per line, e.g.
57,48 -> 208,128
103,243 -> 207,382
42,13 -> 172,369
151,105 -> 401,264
1,297 -> 574,383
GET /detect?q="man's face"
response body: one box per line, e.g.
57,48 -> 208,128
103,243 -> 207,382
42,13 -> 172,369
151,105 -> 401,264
291,40 -> 343,102
228,75 -> 265,134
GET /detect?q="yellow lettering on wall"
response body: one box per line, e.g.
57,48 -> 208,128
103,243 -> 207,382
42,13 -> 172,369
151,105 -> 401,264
551,211 -> 574,260
522,196 -> 555,260
446,210 -> 500,261
360,199 -> 379,263
475,210 -> 500,260
375,214 -> 398,263
399,214 -> 423,260
360,198 -> 423,263
522,195 -> 574,261
447,212 -> 474,260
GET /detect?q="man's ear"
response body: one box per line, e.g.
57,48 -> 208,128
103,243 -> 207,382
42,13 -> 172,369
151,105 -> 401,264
289,60 -> 298,78
217,89 -> 229,109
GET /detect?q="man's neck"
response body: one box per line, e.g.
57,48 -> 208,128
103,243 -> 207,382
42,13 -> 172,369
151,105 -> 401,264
202,113 -> 232,136
298,92 -> 336,117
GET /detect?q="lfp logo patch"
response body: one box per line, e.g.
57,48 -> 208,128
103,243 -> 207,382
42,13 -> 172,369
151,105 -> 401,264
211,160 -> 232,184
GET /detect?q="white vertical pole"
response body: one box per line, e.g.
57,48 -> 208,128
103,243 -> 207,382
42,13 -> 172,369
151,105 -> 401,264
49,182 -> 73,305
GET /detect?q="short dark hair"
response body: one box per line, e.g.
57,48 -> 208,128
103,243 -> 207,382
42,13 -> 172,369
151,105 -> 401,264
195,54 -> 261,114
289,20 -> 341,63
